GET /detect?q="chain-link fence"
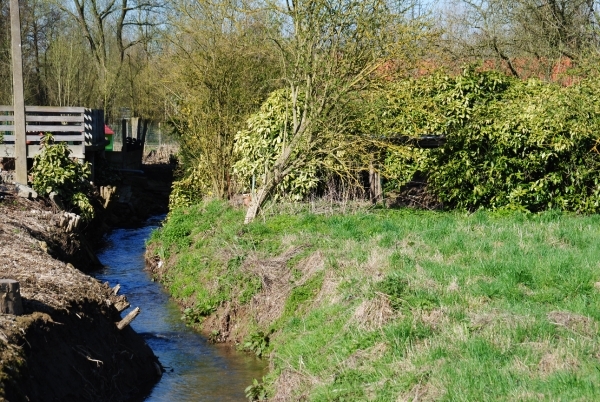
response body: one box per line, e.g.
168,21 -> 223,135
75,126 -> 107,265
107,120 -> 177,151
106,120 -> 178,163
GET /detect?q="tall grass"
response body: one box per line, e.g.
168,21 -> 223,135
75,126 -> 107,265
149,202 -> 600,400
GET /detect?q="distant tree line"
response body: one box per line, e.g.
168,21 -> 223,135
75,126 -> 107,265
3,0 -> 600,220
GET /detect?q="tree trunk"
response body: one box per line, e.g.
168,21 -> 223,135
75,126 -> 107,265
244,180 -> 275,224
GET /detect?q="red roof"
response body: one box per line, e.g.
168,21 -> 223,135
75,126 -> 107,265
104,125 -> 115,135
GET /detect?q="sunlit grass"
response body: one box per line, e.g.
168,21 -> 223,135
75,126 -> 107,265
149,202 -> 600,400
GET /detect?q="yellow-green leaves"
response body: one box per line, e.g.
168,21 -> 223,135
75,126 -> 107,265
381,68 -> 600,213
233,89 -> 319,201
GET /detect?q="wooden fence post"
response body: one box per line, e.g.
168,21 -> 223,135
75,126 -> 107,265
0,279 -> 23,315
121,119 -> 128,152
9,0 -> 27,185
140,119 -> 148,151
131,117 -> 139,140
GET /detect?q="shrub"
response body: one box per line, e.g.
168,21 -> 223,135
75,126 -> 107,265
428,76 -> 600,212
233,89 -> 320,201
31,134 -> 94,220
242,331 -> 270,358
381,67 -> 600,212
169,164 -> 210,209
245,378 -> 268,401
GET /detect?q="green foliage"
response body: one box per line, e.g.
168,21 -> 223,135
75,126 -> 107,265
148,201 -> 262,327
245,378 -> 268,401
166,3 -> 281,203
379,68 -> 511,139
233,89 -> 320,201
152,202 -> 600,400
70,192 -> 95,222
376,272 -> 408,310
31,134 -> 94,220
182,307 -> 203,324
281,272 -> 324,323
380,67 -> 600,212
150,206 -> 195,256
233,0 -> 426,222
270,209 -> 600,400
382,146 -> 430,192
169,165 -> 210,210
430,72 -> 600,212
182,303 -> 216,325
378,271 -> 440,310
243,331 -> 270,358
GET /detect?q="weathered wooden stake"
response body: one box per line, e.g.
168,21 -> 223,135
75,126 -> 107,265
9,0 -> 27,185
0,279 -> 23,315
117,307 -> 140,330
114,299 -> 130,313
158,122 -> 162,146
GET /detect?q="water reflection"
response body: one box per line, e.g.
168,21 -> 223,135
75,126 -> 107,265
95,218 -> 266,401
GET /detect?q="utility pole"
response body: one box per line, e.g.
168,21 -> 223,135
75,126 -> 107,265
10,0 -> 27,185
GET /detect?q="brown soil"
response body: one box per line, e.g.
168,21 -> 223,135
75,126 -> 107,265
0,163 -> 173,401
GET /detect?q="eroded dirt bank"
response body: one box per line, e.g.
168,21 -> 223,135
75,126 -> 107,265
0,163 -> 174,401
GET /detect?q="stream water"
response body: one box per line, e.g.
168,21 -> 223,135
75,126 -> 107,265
94,216 -> 267,401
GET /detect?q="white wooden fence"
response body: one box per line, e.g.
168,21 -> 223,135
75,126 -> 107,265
0,106 -> 105,159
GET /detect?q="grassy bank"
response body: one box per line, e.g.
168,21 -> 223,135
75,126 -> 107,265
148,201 -> 600,401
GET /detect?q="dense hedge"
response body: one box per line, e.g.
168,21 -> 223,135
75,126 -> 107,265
184,66 -> 600,213
381,68 -> 600,212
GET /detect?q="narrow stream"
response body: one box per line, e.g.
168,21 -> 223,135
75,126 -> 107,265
94,216 -> 267,401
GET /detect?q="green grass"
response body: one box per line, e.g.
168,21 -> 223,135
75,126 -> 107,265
149,201 -> 600,400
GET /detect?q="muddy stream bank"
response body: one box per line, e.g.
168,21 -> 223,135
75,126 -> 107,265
0,192 -> 161,401
95,216 -> 267,401
0,162 -> 266,401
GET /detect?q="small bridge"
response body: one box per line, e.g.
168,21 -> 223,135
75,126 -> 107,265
0,106 -> 106,160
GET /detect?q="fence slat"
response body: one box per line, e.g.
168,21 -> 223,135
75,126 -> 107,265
4,134 -> 85,141
0,106 -> 106,160
0,106 -> 85,113
0,116 -> 84,123
0,144 -> 85,159
0,125 -> 84,132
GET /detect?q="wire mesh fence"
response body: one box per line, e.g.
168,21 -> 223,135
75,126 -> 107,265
107,120 -> 177,150
106,120 -> 178,163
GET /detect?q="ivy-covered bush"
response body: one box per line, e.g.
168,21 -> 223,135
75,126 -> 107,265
381,67 -> 600,212
378,68 -> 511,193
31,135 -> 94,220
233,89 -> 320,201
382,146 -> 430,191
